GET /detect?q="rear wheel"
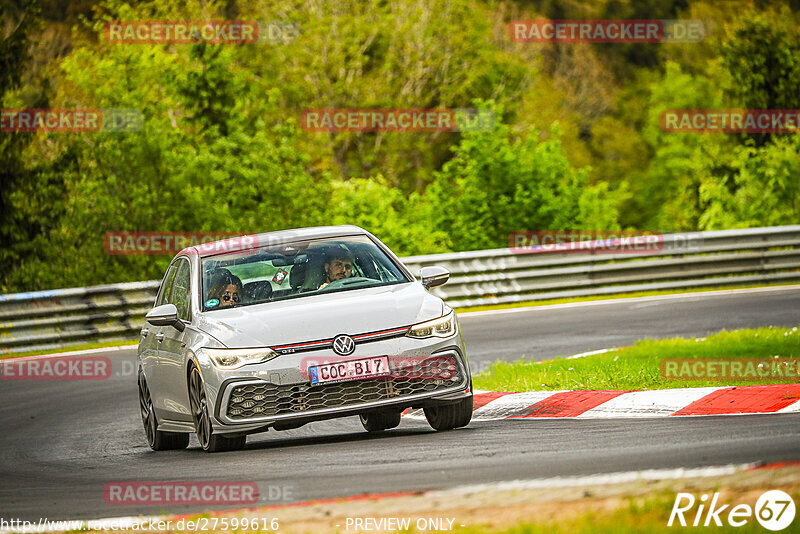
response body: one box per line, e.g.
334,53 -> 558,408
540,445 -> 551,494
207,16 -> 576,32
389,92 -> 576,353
188,365 -> 246,452
359,411 -> 402,432
424,396 -> 473,431
138,372 -> 189,450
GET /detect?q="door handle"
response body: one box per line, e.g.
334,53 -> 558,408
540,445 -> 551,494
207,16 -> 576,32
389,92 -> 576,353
155,332 -> 165,343
141,328 -> 149,338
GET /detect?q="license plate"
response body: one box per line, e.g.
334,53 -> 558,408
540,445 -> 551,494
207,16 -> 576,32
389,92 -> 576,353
309,356 -> 390,384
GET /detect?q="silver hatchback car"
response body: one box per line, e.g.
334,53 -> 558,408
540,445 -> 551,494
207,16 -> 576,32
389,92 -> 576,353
137,226 -> 472,452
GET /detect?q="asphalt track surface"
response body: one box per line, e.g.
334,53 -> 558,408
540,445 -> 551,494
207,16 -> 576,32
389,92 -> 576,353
2,287 -> 800,521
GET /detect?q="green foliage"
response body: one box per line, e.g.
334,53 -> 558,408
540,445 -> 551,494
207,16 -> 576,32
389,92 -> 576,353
2,0 -> 800,291
699,135 -> 800,229
427,106 -> 619,251
721,11 -> 800,111
474,326 -> 800,392
637,9 -> 800,232
326,177 -> 450,256
3,2 -> 327,289
243,0 -> 529,193
0,0 -> 57,287
638,61 -> 729,230
0,0 -> 37,96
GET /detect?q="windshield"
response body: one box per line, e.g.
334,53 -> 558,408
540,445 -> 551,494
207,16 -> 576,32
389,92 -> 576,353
201,235 -> 410,311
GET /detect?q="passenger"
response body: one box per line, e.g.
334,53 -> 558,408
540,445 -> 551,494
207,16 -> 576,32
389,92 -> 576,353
318,249 -> 355,290
205,270 -> 244,308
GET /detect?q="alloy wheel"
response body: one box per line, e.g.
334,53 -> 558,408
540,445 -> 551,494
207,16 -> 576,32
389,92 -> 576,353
138,373 -> 156,446
189,366 -> 211,448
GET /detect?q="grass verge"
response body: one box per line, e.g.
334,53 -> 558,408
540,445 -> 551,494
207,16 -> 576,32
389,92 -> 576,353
453,282 -> 800,314
452,489 -> 788,533
473,326 -> 800,391
456,491 -> 776,534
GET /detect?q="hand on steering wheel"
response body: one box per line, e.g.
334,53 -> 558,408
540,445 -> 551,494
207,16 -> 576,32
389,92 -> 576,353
318,276 -> 372,291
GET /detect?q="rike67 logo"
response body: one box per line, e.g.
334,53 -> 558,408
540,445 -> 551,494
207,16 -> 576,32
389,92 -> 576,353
669,490 -> 795,531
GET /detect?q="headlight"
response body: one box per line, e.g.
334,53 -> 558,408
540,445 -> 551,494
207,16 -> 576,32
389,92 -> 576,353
406,310 -> 457,339
200,347 -> 279,370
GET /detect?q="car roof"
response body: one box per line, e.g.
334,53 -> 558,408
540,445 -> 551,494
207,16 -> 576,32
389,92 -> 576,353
179,225 -> 370,258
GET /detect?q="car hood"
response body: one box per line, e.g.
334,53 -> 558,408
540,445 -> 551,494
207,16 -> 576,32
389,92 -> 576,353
196,282 -> 445,348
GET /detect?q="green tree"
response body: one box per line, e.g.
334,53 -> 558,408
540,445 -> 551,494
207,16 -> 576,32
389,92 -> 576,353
721,10 -> 800,146
0,0 -> 79,294
3,1 -> 328,289
639,61 -> 728,231
243,0 -> 529,193
699,135 -> 800,229
426,106 -> 619,251
325,177 -> 449,256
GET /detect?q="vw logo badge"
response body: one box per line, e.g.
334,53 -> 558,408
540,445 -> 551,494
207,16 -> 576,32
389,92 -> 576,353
332,335 -> 355,356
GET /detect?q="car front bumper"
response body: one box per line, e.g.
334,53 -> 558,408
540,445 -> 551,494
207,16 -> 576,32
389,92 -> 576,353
194,332 -> 471,435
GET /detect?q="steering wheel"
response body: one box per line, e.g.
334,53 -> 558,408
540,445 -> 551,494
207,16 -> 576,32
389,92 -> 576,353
318,276 -> 374,291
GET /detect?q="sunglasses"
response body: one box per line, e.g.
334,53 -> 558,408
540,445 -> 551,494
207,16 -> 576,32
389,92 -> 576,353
222,293 -> 240,302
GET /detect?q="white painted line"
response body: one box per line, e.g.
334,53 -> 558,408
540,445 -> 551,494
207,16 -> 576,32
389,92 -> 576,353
428,463 -> 756,496
472,391 -> 562,420
1,345 -> 137,362
458,284 -> 800,318
565,348 -> 619,360
577,387 -> 723,418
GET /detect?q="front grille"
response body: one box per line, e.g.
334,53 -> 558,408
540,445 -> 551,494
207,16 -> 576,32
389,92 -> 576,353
226,356 -> 464,420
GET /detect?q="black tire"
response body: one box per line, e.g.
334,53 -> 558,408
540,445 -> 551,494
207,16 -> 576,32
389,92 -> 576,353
424,395 -> 473,431
359,411 -> 402,432
188,365 -> 246,453
138,372 -> 189,451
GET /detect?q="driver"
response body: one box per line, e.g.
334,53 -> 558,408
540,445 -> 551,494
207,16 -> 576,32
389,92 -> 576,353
318,249 -> 355,290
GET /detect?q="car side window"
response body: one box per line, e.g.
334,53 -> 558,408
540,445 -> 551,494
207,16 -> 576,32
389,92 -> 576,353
155,263 -> 179,307
171,259 -> 192,321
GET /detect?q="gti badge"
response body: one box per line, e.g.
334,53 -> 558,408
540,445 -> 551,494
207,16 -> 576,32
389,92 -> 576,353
332,335 -> 356,356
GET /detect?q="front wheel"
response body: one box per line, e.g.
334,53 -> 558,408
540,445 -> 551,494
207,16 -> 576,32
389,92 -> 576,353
359,411 -> 402,432
424,396 -> 473,431
188,365 -> 246,453
138,372 -> 189,450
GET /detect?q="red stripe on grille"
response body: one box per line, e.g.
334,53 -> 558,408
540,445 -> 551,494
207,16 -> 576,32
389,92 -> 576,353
273,327 -> 409,350
353,327 -> 408,340
273,340 -> 329,350
672,384 -> 800,416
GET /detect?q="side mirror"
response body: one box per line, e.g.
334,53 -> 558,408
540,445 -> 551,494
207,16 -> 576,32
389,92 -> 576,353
146,303 -> 185,332
420,266 -> 450,289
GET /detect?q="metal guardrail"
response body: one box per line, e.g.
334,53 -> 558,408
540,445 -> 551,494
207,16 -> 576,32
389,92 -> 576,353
2,225 -> 799,354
